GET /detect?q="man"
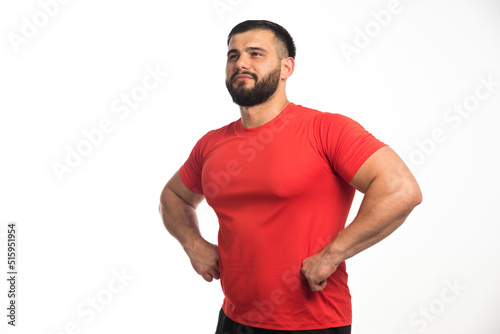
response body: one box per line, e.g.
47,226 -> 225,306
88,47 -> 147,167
159,20 -> 422,333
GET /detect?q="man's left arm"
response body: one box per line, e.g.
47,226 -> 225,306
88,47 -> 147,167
301,146 -> 423,292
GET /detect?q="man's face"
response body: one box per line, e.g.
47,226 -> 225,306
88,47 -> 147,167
225,29 -> 282,107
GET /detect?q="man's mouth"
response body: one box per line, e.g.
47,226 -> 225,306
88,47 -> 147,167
232,72 -> 256,83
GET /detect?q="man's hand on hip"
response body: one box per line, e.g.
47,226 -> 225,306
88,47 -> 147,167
185,239 -> 220,282
301,250 -> 338,292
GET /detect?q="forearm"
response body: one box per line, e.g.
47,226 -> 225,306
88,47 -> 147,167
159,187 -> 205,252
159,184 -> 220,282
325,174 -> 422,265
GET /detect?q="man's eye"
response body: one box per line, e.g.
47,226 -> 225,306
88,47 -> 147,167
252,52 -> 262,56
228,54 -> 238,60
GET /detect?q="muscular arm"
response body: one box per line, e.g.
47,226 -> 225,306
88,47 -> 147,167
301,146 -> 422,291
159,171 -> 220,282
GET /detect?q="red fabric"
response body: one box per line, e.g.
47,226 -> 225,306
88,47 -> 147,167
179,103 -> 386,330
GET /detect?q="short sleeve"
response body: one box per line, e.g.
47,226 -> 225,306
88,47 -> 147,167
179,135 -> 208,195
313,113 -> 387,183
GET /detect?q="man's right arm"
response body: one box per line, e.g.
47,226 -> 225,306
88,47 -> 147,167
159,170 -> 220,282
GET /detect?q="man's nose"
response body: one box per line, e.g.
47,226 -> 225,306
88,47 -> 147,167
235,54 -> 250,71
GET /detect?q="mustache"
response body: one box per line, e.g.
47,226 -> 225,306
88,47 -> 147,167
231,71 -> 258,82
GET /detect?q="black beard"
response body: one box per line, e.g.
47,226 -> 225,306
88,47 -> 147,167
225,66 -> 281,107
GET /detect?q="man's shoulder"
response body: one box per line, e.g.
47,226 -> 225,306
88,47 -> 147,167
294,103 -> 354,124
195,119 -> 239,146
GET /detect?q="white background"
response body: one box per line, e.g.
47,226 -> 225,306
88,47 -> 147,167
1,0 -> 500,333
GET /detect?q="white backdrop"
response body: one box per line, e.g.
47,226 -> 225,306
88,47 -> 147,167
1,0 -> 500,333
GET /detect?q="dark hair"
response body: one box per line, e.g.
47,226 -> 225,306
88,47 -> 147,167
227,20 -> 296,59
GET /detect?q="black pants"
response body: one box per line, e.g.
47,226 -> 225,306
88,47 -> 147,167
215,308 -> 351,334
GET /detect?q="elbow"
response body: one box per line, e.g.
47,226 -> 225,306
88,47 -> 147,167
159,192 -> 171,219
402,178 -> 423,211
159,196 -> 174,219
158,193 -> 165,215
159,186 -> 172,216
414,186 -> 423,207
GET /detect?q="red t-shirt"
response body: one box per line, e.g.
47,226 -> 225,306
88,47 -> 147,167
179,103 -> 386,330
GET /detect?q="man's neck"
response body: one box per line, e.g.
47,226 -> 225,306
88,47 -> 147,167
239,95 -> 290,129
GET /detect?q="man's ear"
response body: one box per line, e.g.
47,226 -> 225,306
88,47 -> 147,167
281,57 -> 295,79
